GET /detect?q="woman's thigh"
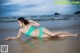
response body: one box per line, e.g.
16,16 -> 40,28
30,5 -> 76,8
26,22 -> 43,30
41,33 -> 50,38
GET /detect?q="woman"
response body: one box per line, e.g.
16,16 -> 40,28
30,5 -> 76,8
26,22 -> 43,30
4,17 -> 79,41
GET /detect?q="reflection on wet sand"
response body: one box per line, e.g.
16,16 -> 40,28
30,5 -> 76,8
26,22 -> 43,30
8,36 -> 79,53
0,35 -> 80,53
13,37 -> 71,53
16,37 -> 52,48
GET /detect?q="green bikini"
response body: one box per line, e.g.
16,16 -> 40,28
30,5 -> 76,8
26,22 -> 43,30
25,26 -> 43,38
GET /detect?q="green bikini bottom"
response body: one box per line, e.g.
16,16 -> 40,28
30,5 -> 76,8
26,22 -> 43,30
25,26 -> 43,38
38,27 -> 43,38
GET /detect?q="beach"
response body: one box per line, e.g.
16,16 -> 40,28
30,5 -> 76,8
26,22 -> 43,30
0,16 -> 80,53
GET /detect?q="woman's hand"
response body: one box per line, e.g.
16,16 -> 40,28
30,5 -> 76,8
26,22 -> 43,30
4,37 -> 18,41
4,37 -> 13,41
4,29 -> 22,41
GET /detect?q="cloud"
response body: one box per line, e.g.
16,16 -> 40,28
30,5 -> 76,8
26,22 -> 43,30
0,0 -> 80,16
0,0 -> 54,16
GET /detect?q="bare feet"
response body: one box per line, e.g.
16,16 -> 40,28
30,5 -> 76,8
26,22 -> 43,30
77,34 -> 80,37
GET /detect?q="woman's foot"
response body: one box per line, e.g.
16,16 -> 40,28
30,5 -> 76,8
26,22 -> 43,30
77,34 -> 80,37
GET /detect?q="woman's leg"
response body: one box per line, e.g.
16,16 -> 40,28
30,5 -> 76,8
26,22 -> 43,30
42,27 -> 64,36
42,27 -> 78,37
42,27 -> 55,36
57,32 -> 78,38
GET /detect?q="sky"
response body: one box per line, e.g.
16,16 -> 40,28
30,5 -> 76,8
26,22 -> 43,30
0,0 -> 80,16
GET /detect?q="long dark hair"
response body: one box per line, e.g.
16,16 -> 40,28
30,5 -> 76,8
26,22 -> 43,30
18,17 -> 29,25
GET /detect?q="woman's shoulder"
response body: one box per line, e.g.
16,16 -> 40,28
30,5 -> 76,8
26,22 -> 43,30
19,28 -> 23,32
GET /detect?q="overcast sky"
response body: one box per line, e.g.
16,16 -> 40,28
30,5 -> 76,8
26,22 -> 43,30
0,0 -> 80,16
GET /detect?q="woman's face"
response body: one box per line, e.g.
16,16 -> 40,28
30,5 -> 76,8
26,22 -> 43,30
17,20 -> 23,27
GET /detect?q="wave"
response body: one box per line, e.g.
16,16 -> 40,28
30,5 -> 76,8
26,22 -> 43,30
0,15 -> 80,22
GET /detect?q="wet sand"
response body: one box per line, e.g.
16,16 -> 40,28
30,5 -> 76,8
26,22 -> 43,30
0,28 -> 80,53
0,19 -> 80,53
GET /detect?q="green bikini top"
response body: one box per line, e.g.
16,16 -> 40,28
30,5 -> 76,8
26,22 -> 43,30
25,26 -> 34,37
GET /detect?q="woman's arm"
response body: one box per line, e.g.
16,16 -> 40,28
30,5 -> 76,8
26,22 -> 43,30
28,20 -> 40,26
4,29 -> 22,41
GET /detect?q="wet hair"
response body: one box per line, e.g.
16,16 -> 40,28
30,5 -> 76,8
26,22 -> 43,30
18,17 -> 29,25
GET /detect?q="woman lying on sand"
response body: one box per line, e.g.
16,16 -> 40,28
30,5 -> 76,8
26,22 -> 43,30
4,17 -> 79,41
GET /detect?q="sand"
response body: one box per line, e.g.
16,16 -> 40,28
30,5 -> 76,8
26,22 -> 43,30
0,28 -> 80,53
0,19 -> 80,53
